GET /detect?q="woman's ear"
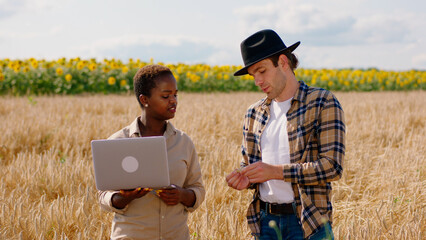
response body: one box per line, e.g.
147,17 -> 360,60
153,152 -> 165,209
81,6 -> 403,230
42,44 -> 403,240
139,94 -> 148,107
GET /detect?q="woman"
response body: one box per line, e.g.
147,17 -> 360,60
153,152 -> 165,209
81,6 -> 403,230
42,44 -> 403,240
98,64 -> 205,240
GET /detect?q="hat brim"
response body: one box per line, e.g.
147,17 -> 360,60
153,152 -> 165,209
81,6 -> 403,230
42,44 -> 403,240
234,41 -> 300,76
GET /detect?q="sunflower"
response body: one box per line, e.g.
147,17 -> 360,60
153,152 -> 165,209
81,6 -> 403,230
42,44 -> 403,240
108,76 -> 116,85
56,68 -> 64,76
65,74 -> 72,82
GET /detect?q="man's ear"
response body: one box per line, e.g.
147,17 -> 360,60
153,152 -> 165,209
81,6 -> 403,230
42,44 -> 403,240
279,54 -> 289,69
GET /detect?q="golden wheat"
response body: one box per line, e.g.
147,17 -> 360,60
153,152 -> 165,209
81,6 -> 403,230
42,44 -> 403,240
0,91 -> 425,239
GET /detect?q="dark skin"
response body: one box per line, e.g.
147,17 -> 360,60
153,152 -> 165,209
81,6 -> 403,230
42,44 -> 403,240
112,74 -> 196,209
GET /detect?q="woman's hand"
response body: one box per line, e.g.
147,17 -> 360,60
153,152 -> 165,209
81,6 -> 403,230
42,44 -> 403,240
120,187 -> 152,199
158,185 -> 195,207
112,187 -> 152,209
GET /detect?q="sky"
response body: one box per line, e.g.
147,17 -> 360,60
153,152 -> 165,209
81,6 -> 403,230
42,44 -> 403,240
0,0 -> 425,70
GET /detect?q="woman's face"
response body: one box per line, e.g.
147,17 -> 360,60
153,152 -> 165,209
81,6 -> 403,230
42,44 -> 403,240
144,74 -> 178,121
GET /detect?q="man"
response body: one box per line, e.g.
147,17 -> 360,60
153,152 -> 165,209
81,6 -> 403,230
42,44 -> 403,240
226,29 -> 345,240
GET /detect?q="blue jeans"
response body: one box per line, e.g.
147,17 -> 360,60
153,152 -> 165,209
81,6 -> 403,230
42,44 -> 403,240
256,210 -> 334,240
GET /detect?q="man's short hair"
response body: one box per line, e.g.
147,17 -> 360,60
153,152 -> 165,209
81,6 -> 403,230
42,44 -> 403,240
270,51 -> 299,72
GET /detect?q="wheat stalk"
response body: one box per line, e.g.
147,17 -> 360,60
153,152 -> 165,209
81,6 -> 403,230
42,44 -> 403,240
0,91 -> 425,239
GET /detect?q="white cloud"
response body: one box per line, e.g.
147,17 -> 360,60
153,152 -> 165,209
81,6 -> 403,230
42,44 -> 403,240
206,49 -> 241,66
91,34 -> 187,49
0,0 -> 424,70
0,25 -> 63,40
235,0 -> 419,46
299,41 -> 425,70
232,0 -> 426,69
0,0 -> 61,19
0,0 -> 26,19
235,1 -> 356,45
68,34 -> 220,64
351,14 -> 410,44
412,54 -> 426,68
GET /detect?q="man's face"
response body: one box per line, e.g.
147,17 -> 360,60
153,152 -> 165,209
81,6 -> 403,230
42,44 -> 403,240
247,57 -> 287,100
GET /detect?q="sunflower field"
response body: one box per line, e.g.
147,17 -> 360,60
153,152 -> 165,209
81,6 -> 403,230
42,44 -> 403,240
0,58 -> 424,95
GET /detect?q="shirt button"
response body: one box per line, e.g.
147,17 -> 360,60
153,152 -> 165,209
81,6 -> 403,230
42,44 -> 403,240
162,216 -> 164,219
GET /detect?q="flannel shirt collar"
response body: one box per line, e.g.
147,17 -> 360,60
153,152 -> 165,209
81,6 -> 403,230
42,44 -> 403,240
293,80 -> 309,103
259,98 -> 272,112
258,80 -> 309,110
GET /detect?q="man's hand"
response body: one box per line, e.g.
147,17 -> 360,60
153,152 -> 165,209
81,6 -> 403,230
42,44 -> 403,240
240,162 -> 284,183
226,169 -> 250,190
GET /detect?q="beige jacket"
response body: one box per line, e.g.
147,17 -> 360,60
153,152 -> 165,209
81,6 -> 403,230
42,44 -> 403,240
98,118 -> 205,240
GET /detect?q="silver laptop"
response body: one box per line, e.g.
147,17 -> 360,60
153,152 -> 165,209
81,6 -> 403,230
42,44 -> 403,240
91,136 -> 170,191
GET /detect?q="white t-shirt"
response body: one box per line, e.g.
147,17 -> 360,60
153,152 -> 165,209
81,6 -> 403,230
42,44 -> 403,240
259,98 -> 294,204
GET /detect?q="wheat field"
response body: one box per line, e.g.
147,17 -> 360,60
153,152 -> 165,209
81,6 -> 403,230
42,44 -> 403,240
0,91 -> 425,240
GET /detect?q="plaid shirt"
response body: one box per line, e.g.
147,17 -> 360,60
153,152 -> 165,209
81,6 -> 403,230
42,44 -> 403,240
241,81 -> 345,239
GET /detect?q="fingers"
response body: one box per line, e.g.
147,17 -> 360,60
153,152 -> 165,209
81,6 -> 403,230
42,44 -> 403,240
226,171 -> 239,185
226,170 -> 242,183
230,174 -> 243,188
225,171 -> 235,182
119,186 -> 183,205
240,162 -> 258,176
237,177 -> 250,190
119,187 -> 152,199
241,162 -> 267,181
226,170 -> 250,190
159,188 -> 180,205
137,188 -> 152,197
244,162 -> 281,183
226,171 -> 241,186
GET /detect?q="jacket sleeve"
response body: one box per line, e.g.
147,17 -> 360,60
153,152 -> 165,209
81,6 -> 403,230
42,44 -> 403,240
97,190 -> 128,214
182,140 -> 205,212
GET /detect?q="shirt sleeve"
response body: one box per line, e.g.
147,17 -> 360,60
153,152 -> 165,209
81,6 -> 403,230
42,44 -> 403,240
241,106 -> 257,168
241,117 -> 249,168
282,94 -> 345,185
241,113 -> 258,190
97,190 -> 128,214
182,141 -> 205,212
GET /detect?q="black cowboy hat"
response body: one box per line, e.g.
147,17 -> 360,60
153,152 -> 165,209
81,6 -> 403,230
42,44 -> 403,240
234,29 -> 300,76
